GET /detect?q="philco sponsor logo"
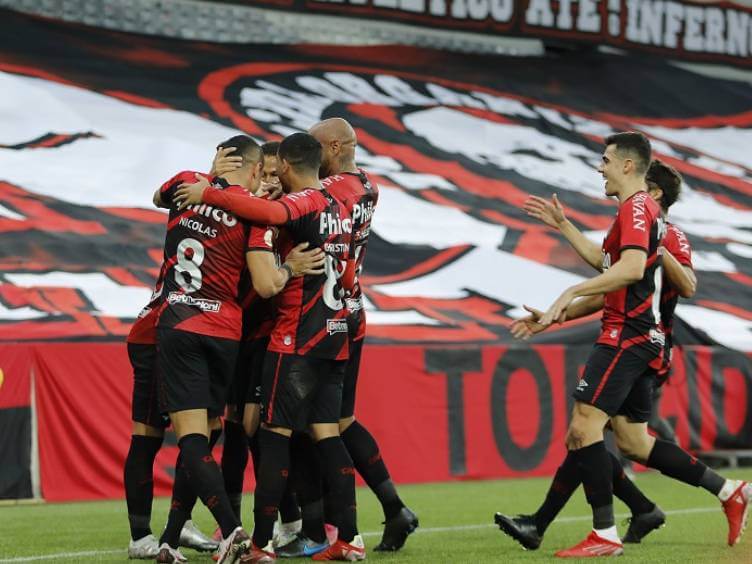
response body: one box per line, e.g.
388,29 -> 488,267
320,213 -> 352,236
185,203 -> 238,227
167,291 -> 221,313
326,319 -> 348,335
351,200 -> 374,223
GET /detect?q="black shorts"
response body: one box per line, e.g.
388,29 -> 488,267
340,338 -> 364,419
228,337 -> 269,413
157,327 -> 239,419
573,344 -> 657,423
128,343 -> 169,429
261,352 -> 346,432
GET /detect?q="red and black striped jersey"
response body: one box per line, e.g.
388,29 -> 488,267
205,187 -> 352,360
656,222 -> 693,377
598,191 -> 666,359
322,170 -> 379,343
155,172 -> 253,340
126,262 -> 166,345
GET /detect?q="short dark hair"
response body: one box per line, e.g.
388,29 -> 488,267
647,159 -> 682,211
604,131 -> 652,175
278,133 -> 322,173
261,141 -> 280,157
217,135 -> 262,167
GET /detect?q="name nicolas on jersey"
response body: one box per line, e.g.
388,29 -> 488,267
180,204 -> 238,238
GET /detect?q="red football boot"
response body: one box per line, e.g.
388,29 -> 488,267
312,535 -> 365,561
555,531 -> 624,558
722,481 -> 751,546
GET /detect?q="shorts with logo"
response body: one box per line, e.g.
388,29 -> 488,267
128,343 -> 170,429
228,337 -> 269,414
157,327 -> 239,419
573,344 -> 657,423
340,338 -> 363,419
262,352 -> 346,432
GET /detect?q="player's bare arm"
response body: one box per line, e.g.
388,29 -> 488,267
662,247 -> 697,298
511,295 -> 605,340
524,193 -> 603,271
246,243 -> 324,299
539,249 -> 646,326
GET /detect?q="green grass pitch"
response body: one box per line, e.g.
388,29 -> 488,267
0,470 -> 750,562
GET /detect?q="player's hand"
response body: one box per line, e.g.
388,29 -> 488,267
523,193 -> 567,229
210,146 -> 243,176
257,180 -> 284,201
175,175 -> 211,210
509,305 -> 547,340
539,288 -> 576,327
284,242 -> 325,276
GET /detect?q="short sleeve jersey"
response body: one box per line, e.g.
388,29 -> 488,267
657,222 -> 693,374
322,170 -> 379,342
155,172 -> 254,341
126,263 -> 167,345
248,188 -> 352,360
598,191 -> 666,359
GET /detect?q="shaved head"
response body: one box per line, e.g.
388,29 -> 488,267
309,117 -> 358,177
309,117 -> 356,145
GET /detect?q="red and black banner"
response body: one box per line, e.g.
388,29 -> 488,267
0,342 -> 747,501
0,345 -> 33,499
228,0 -> 752,67
0,9 -> 750,350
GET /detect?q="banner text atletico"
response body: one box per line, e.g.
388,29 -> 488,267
242,0 -> 752,66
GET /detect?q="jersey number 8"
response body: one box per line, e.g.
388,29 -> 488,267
175,238 -> 205,293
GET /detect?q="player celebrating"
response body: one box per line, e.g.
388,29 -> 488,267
505,135 -> 751,557
309,118 -> 418,551
496,160 -> 692,549
175,132 -> 365,563
152,136 -> 321,564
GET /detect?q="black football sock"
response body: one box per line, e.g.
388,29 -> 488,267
575,442 -> 614,530
290,433 -> 326,543
279,487 -> 302,525
177,433 -> 239,538
534,450 -> 580,535
161,428 -> 225,547
317,437 -> 358,542
646,439 -> 720,492
609,452 -> 654,515
124,434 -> 163,540
222,420 -> 248,521
301,500 -> 327,544
252,429 -> 291,549
184,428 -> 222,521
341,420 -> 404,520
248,432 -> 260,479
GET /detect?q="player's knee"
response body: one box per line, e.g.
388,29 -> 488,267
615,431 -> 653,462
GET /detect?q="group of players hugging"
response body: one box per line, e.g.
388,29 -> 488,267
123,119 -> 749,563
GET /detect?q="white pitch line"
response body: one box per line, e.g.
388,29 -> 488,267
0,506 -> 721,562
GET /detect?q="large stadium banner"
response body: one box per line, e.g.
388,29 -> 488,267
0,8 -> 750,350
2,342 -> 746,501
229,0 -> 752,67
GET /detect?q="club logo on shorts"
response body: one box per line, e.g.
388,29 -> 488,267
326,319 -> 348,335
